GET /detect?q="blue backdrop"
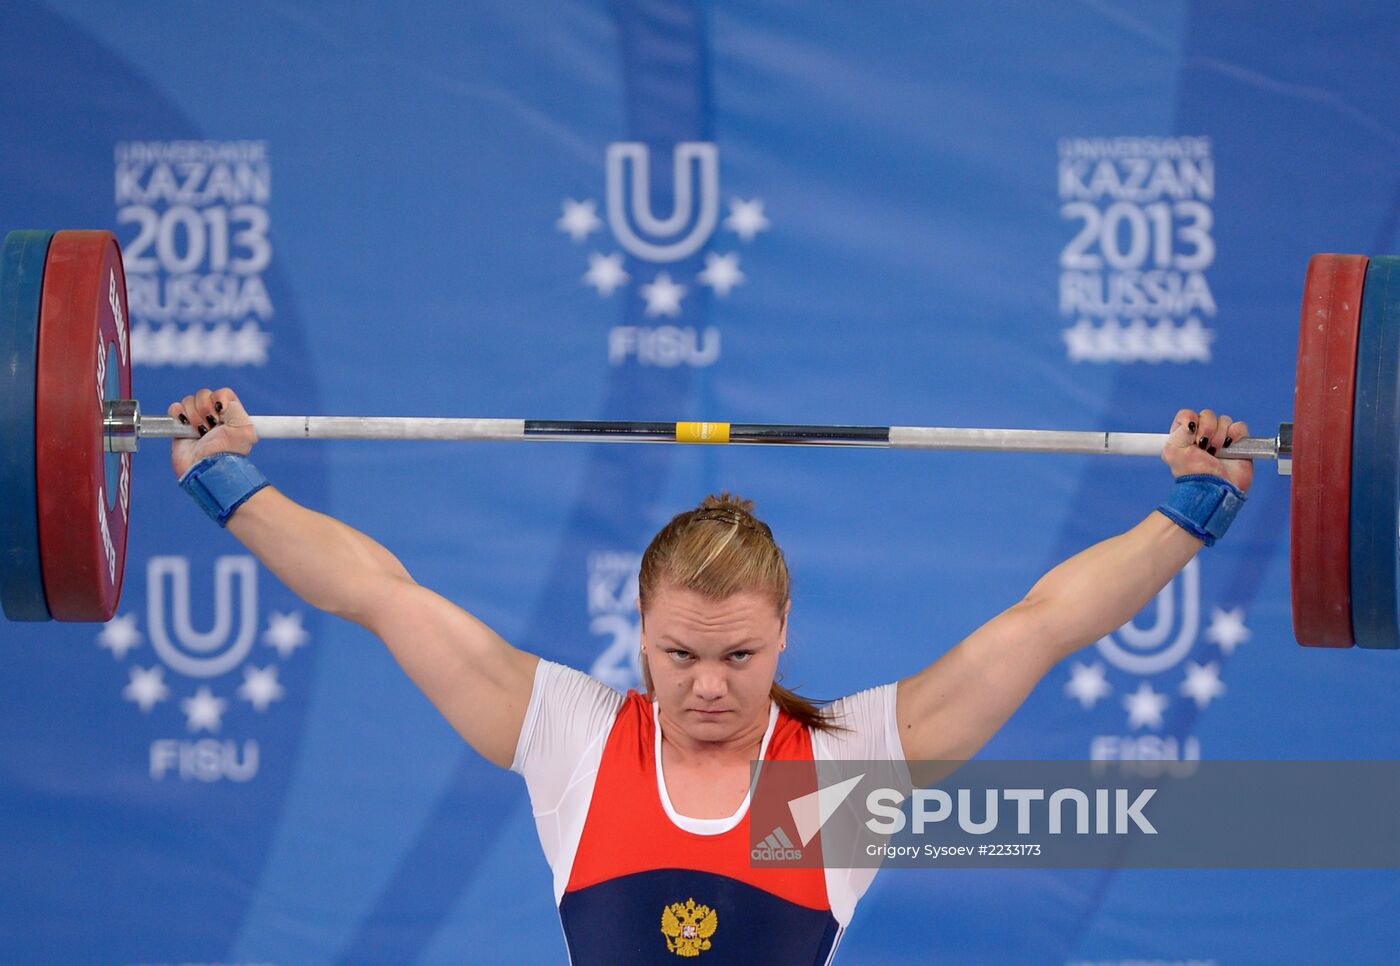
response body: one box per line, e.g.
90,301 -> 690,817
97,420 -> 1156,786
2,2 -> 1399,963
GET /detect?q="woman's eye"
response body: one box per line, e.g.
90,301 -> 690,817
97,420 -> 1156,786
667,650 -> 692,662
729,651 -> 753,664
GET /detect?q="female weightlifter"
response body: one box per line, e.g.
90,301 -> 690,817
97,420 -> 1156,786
168,386 -> 1251,965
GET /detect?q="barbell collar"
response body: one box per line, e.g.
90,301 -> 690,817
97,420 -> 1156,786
115,402 -> 1282,462
1277,422 -> 1294,476
103,399 -> 139,453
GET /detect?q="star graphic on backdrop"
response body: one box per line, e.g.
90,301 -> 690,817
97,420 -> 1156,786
1123,681 -> 1169,731
1062,317 -> 1222,364
556,198 -> 603,242
140,324 -> 178,364
1176,317 -> 1215,362
151,322 -> 270,367
263,611 -> 309,660
696,252 -> 745,297
1095,319 -> 1126,361
181,686 -> 228,733
582,252 -> 629,296
231,321 -> 272,366
723,198 -> 770,242
1151,319 -> 1184,361
1062,319 -> 1098,362
173,325 -> 205,365
1204,606 -> 1250,656
640,272 -> 687,318
238,665 -> 286,713
97,613 -> 143,660
1064,661 -> 1111,710
123,666 -> 170,713
1119,318 -> 1158,362
1179,660 -> 1226,709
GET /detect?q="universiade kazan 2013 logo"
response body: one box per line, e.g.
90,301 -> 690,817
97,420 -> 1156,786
93,555 -> 311,782
555,141 -> 770,368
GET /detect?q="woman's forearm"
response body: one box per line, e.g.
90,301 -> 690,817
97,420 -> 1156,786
226,486 -> 412,625
1021,511 -> 1201,659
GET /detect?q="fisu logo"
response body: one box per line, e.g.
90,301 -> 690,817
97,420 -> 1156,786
94,554 -> 310,778
148,555 -> 259,678
95,554 -> 312,780
1063,557 -> 1253,745
606,141 -> 719,263
556,141 -> 770,367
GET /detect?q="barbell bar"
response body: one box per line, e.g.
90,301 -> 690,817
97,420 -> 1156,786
1,230 -> 1396,652
111,406 -> 1289,461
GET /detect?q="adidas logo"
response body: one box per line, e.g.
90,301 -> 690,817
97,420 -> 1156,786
750,826 -> 802,862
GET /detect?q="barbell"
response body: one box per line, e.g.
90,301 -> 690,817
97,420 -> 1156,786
1,230 -> 1396,650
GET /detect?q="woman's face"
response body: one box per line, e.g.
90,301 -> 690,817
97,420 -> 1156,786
640,582 -> 788,746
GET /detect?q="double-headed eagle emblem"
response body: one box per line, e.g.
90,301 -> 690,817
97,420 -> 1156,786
661,897 -> 718,956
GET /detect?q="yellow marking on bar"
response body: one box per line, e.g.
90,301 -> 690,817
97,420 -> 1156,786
675,421 -> 731,444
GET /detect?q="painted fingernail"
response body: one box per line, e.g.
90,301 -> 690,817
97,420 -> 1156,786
1198,436 -> 1210,449
1188,421 -> 1196,434
1208,446 -> 1217,456
177,413 -> 189,425
206,414 -> 217,428
214,401 -> 224,414
197,425 -> 207,437
1223,437 -> 1233,448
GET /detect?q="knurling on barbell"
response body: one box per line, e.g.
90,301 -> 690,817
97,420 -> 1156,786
0,229 -> 1391,652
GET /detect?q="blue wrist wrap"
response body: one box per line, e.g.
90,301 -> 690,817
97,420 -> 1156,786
1156,474 -> 1245,547
179,453 -> 269,527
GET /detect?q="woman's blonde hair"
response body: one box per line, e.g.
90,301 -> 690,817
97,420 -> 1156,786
637,492 -> 839,732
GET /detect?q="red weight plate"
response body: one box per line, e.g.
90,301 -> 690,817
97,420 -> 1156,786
35,231 -> 132,621
1291,253 -> 1367,646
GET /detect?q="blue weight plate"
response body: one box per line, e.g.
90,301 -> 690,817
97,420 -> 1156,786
1350,256 -> 1400,648
0,230 -> 55,621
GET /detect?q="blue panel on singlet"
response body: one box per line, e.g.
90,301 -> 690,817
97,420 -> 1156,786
560,868 -> 840,966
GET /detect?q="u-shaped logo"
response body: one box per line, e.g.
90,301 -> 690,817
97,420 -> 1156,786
1096,558 -> 1199,675
606,141 -> 719,263
147,556 -> 259,678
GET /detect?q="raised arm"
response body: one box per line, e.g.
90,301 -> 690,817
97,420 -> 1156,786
896,408 -> 1252,762
169,388 -> 538,768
